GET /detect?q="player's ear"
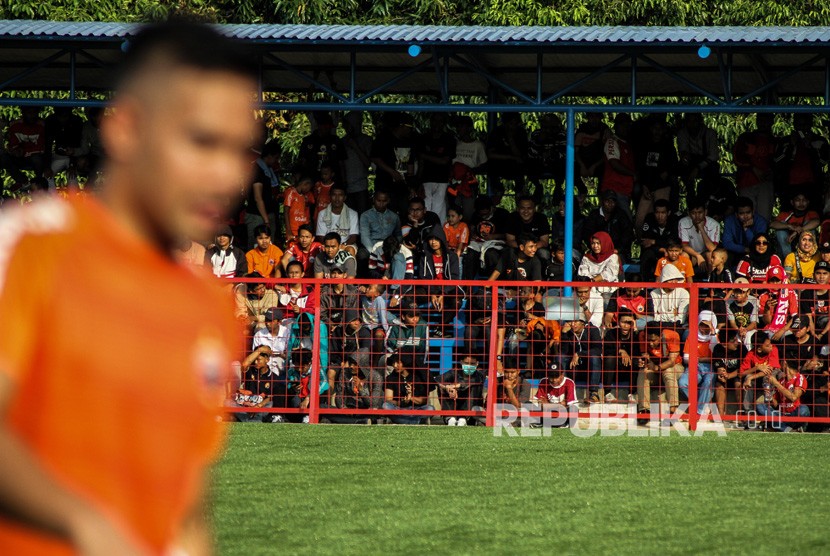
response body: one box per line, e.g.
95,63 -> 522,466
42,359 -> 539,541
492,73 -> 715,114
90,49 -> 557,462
99,97 -> 142,164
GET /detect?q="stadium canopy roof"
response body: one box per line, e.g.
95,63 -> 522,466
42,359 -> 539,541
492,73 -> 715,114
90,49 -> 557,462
3,20 -> 830,112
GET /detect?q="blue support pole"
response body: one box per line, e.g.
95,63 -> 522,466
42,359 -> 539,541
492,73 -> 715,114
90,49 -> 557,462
564,109 -> 576,297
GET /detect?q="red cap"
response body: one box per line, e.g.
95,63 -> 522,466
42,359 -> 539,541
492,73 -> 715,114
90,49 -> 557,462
766,265 -> 786,282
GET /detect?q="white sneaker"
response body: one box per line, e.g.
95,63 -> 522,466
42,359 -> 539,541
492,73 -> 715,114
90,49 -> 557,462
457,418 -> 467,427
302,416 -> 310,424
605,392 -> 616,402
269,415 -> 284,423
446,417 -> 457,426
627,394 -> 637,403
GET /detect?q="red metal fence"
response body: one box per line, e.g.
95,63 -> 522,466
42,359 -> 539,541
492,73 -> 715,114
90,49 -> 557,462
223,277 -> 830,432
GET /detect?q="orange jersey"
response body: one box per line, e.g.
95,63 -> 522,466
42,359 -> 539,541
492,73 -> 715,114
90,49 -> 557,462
0,197 -> 238,554
283,186 -> 314,238
313,181 -> 333,218
443,222 -> 470,251
245,244 -> 284,277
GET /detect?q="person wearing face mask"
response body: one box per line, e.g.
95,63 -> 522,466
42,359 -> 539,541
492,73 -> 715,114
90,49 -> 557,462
436,354 -> 485,426
679,310 -> 720,416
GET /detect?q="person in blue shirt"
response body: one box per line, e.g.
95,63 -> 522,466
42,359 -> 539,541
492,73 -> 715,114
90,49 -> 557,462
721,196 -> 769,265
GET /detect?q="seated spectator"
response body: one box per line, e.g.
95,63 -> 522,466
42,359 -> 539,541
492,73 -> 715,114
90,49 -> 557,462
382,352 -> 434,424
770,189 -> 820,260
1,106 -> 47,192
411,232 -> 463,337
755,359 -> 809,432
504,286 -> 549,377
286,314 -> 329,421
319,265 -> 359,349
677,113 -> 720,200
460,286 -> 504,361
534,365 -> 578,421
575,283 -> 605,329
802,260 -> 830,343
551,192 -> 585,256
653,239 -> 694,284
783,230 -> 819,284
361,283 -> 391,365
713,327 -> 749,418
402,196 -> 446,272
706,246 -> 733,286
314,232 -> 357,278
273,260 -> 318,318
281,223 -> 323,277
234,272 -> 280,333
327,310 -> 373,407
577,231 -> 621,300
735,232 -> 782,283
544,239 -> 579,294
637,322 -> 685,422
286,348 -> 326,423
582,190 -> 634,261
330,355 -> 384,423
385,305 -> 429,367
436,353 -> 485,426
488,233 -> 542,281
677,195 -> 720,275
820,240 -> 830,264
649,265 -> 690,331
505,196 -> 552,262
369,235 -> 414,285
316,184 -> 359,253
559,315 -> 603,403
227,346 -> 278,423
780,318 -> 822,373
602,309 -> 640,401
722,197 -> 770,264
758,266 -> 798,343
726,278 -> 760,340
604,282 -> 648,331
283,175 -> 315,244
245,225 -> 284,278
443,205 -> 470,260
638,198 -> 680,280
496,365 -> 532,408
205,225 -> 247,279
253,307 -> 293,383
463,194 -> 509,279
739,334 -> 781,414
679,310 -> 719,416
359,190 -> 402,256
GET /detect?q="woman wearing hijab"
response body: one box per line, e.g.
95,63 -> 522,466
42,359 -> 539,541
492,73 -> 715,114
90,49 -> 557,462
735,232 -> 782,283
679,310 -> 719,416
577,231 -> 621,303
783,230 -> 820,284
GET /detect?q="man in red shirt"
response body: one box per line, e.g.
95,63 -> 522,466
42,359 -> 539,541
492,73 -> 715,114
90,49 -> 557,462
755,359 -> 809,432
0,23 -> 257,554
601,113 -> 636,221
740,334 -> 781,415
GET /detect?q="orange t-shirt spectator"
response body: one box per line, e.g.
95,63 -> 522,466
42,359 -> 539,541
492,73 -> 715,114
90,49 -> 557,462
246,224 -> 284,278
284,177 -> 315,242
654,242 -> 695,283
443,206 -> 470,257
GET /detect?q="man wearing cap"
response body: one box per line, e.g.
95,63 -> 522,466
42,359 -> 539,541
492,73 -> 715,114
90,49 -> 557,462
581,190 -> 634,260
205,224 -> 247,278
818,240 -> 830,264
534,365 -> 578,409
252,307 -> 292,382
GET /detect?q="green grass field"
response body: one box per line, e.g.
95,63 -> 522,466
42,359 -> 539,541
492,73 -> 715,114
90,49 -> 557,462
213,425 -> 829,555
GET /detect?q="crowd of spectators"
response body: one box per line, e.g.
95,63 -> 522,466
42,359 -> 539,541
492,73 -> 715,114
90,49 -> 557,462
4,107 -> 829,430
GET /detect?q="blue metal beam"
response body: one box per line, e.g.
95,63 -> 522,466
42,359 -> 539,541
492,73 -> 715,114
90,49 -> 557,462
730,53 -> 824,106
0,49 -> 67,91
636,54 -> 726,105
351,56 -> 434,103
450,54 -> 537,106
564,109 -> 575,297
541,55 -> 629,104
263,52 -> 350,104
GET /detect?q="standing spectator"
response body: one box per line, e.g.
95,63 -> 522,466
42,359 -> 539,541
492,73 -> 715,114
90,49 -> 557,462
437,353 -> 485,426
316,184 -> 359,251
677,195 -> 720,275
312,161 -> 337,220
297,112 -> 346,180
575,112 -> 610,197
382,352 -> 434,424
359,190 -> 402,255
245,225 -> 284,278
783,230 -> 819,284
560,315 -> 603,403
1,105 -> 46,191
679,311 -> 719,416
722,197 -> 770,264
774,113 -> 829,210
755,359 -> 809,432
245,141 -> 281,249
341,111 -> 373,214
637,322 -> 685,422
677,113 -> 720,200
280,223 -> 323,277
734,232 -> 782,283
43,107 -> 84,189
733,113 -> 777,223
283,175 -> 315,244
205,225 -> 247,279
314,233 -> 357,278
582,190 -> 634,261
770,189 -> 820,260
505,196 -> 552,262
600,113 -> 637,221
487,112 -> 527,197
418,113 -> 455,224
527,114 -> 567,205
75,106 -> 104,181
361,283 -> 391,365
634,119 -> 678,231
371,112 -> 419,214
712,327 -> 749,419
451,115 -> 488,221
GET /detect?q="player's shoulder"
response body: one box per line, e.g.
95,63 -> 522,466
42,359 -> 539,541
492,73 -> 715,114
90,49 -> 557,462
0,197 -> 77,276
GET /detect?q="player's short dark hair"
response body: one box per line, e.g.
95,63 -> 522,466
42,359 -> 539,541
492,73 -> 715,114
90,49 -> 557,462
323,232 -> 341,244
116,22 -> 256,90
253,224 -> 271,238
735,196 -> 754,211
644,321 -> 663,338
516,195 -> 535,206
330,184 -> 347,195
687,195 -> 707,211
654,199 -> 671,211
297,223 -> 314,236
285,260 -> 304,274
518,232 -> 539,246
409,196 -> 426,209
666,239 -> 682,250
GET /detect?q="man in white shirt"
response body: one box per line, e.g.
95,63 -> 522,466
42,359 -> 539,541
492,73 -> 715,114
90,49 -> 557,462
316,184 -> 359,247
677,195 -> 720,274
